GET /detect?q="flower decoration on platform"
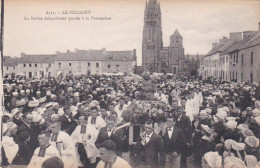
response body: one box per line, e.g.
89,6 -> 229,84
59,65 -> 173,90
122,100 -> 169,124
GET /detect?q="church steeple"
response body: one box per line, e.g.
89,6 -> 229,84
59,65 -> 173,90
170,29 -> 183,47
142,0 -> 163,72
172,29 -> 181,37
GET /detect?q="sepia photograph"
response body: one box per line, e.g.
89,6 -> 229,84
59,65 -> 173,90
1,0 -> 260,167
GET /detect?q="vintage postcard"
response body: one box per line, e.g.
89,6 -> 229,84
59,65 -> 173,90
1,0 -> 260,168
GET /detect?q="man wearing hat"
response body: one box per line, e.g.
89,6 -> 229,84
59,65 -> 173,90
28,100 -> 40,113
11,108 -> 23,126
16,112 -> 42,152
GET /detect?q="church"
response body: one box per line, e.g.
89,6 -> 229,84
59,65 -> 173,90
142,0 -> 185,74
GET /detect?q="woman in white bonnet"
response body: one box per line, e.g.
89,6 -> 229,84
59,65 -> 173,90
2,122 -> 19,166
202,151 -> 222,168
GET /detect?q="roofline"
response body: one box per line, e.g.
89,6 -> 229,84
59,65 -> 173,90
239,43 -> 260,51
205,51 -> 221,57
54,60 -> 135,62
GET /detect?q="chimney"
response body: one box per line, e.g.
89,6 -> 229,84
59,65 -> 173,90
67,50 -> 70,53
212,43 -> 219,49
243,31 -> 256,39
102,48 -> 106,54
258,22 -> 260,31
229,32 -> 242,41
219,36 -> 228,44
21,52 -> 25,57
133,49 -> 137,59
75,48 -> 78,53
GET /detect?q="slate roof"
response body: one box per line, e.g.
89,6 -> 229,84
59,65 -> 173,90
18,55 -> 56,63
55,50 -> 134,61
207,31 -> 260,56
240,31 -> 260,50
222,32 -> 257,54
55,50 -> 105,61
3,57 -> 20,66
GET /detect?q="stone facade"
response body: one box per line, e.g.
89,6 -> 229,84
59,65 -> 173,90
142,0 -> 185,74
3,48 -> 136,78
203,23 -> 260,83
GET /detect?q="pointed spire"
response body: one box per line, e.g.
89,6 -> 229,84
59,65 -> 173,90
173,29 -> 181,37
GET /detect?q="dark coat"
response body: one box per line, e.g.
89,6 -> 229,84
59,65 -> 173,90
12,141 -> 32,165
176,115 -> 192,143
95,127 -> 125,156
214,121 -> 226,144
160,127 -> 186,155
223,129 -> 240,142
133,132 -> 165,168
13,118 -> 23,127
59,115 -> 77,135
16,122 -> 41,151
256,85 -> 260,100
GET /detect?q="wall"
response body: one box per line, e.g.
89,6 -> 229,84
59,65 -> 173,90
238,45 -> 260,83
17,63 -> 55,78
3,65 -> 18,76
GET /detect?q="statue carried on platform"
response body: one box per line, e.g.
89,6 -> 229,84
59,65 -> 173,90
139,71 -> 156,101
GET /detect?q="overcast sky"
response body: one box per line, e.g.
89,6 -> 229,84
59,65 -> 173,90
2,0 -> 260,65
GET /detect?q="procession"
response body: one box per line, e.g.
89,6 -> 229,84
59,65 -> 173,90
1,72 -> 260,168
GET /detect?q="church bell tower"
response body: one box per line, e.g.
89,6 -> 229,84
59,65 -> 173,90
142,0 -> 163,72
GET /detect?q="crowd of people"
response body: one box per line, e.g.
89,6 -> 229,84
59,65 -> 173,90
1,73 -> 260,168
